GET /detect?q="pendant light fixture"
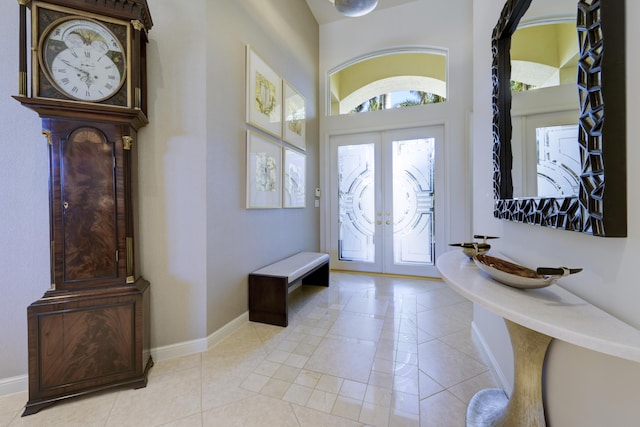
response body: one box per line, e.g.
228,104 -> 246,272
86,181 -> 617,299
331,0 -> 379,17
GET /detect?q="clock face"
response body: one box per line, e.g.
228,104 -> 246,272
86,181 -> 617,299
40,18 -> 126,102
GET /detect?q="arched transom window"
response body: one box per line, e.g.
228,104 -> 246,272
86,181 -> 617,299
328,48 -> 448,115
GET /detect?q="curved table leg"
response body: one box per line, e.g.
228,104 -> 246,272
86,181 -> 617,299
467,319 -> 552,427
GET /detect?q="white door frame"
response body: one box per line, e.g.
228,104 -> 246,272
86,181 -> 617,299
328,126 -> 445,277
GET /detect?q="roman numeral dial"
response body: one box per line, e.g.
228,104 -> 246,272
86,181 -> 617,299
41,18 -> 126,102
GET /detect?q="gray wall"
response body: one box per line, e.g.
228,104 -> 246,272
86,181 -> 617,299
205,1 -> 320,334
138,0 -> 320,350
138,0 -> 209,354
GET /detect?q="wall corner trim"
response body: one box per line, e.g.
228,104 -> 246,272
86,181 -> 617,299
471,320 -> 512,395
150,312 -> 250,362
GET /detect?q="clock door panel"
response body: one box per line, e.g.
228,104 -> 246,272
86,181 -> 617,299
61,128 -> 118,283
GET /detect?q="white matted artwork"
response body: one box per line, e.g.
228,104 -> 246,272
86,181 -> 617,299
283,148 -> 306,208
246,45 -> 282,138
283,80 -> 306,150
246,131 -> 282,209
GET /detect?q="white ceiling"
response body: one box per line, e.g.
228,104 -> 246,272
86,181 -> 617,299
304,0 -> 418,25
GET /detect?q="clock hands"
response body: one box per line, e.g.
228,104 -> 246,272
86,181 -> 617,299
61,58 -> 96,88
61,59 -> 89,76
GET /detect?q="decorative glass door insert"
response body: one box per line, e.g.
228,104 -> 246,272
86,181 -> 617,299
332,127 -> 442,276
338,143 -> 376,263
389,138 -> 435,269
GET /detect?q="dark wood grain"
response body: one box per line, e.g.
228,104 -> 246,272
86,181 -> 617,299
24,280 -> 152,415
62,127 -> 118,281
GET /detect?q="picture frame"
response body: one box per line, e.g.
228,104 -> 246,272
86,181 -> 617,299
246,131 -> 282,209
246,45 -> 282,138
283,148 -> 306,208
283,80 -> 306,150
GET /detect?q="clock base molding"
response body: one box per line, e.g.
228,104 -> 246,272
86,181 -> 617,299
23,278 -> 152,417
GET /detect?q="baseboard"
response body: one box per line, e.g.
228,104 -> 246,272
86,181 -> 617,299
471,320 -> 511,394
206,311 -> 250,349
0,374 -> 28,397
150,311 -> 249,362
0,311 -> 250,397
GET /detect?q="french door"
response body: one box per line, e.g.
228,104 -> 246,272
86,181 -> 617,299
329,126 -> 444,277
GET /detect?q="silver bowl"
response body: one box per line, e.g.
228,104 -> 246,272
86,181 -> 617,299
473,254 -> 582,289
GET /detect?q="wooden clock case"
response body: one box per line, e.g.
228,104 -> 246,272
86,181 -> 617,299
14,0 -> 154,416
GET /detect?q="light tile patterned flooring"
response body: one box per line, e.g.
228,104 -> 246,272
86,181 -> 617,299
0,272 -> 498,427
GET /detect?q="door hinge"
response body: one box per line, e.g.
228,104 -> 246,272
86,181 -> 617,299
115,250 -> 119,263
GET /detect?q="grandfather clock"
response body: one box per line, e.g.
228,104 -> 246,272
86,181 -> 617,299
14,0 -> 153,415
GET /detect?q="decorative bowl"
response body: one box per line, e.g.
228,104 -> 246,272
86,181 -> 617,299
473,254 -> 582,289
449,242 -> 491,258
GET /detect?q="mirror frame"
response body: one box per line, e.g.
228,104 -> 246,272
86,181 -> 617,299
491,0 -> 627,237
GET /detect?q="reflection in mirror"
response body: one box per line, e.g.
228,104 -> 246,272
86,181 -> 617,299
509,8 -> 580,198
512,107 -> 580,198
534,123 -> 580,196
511,84 -> 580,198
511,19 -> 578,90
492,0 -> 627,236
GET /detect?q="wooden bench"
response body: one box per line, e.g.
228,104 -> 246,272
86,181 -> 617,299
249,252 -> 330,327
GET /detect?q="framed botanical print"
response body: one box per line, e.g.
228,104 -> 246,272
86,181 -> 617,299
283,148 -> 306,208
246,131 -> 282,209
246,45 -> 282,138
283,80 -> 306,150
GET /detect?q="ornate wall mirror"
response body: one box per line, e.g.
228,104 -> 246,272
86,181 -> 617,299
492,0 -> 627,236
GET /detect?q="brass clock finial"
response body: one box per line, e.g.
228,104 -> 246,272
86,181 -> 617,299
17,0 -> 30,6
122,136 -> 134,150
42,130 -> 52,146
131,20 -> 145,31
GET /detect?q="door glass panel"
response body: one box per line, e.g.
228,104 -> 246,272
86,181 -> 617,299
338,143 -> 375,263
392,138 -> 435,266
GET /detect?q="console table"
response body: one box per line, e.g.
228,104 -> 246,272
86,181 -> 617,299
436,250 -> 640,427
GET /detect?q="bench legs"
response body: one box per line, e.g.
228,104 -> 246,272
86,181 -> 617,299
302,262 -> 330,287
249,275 -> 289,327
249,261 -> 329,327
